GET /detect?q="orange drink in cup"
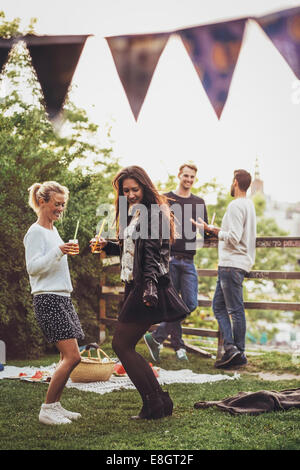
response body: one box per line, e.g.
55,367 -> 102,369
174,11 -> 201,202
69,219 -> 80,255
68,239 -> 79,255
90,237 -> 102,253
91,219 -> 106,254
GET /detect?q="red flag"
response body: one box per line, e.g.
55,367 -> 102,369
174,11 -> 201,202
106,33 -> 170,120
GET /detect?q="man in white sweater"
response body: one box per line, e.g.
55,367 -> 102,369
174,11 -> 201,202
192,169 -> 256,368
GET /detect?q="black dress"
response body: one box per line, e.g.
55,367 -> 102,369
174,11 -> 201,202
119,276 -> 189,324
104,209 -> 190,325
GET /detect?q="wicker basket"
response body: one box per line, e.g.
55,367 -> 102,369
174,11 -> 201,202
70,345 -> 115,383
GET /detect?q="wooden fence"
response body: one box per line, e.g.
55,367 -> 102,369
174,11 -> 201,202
99,237 -> 300,360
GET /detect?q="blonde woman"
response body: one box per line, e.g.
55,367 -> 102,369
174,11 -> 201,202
24,181 -> 84,425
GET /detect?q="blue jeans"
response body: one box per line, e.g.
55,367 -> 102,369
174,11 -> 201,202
152,257 -> 198,351
212,267 -> 247,353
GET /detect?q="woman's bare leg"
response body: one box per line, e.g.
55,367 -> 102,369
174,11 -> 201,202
45,338 -> 81,404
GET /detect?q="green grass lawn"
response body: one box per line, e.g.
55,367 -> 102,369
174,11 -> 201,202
1,339 -> 300,450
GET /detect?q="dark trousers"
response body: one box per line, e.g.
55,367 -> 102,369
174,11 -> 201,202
212,267 -> 247,352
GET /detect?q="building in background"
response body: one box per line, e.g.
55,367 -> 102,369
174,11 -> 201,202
251,158 -> 300,236
251,157 -> 264,197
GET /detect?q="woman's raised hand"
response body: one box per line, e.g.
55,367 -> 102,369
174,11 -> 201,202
90,236 -> 108,253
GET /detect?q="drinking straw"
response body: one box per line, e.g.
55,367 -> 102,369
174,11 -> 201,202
92,219 -> 106,253
211,212 -> 216,225
73,218 -> 80,240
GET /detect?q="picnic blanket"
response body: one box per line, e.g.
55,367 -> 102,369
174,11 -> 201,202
194,388 -> 300,415
0,363 -> 239,394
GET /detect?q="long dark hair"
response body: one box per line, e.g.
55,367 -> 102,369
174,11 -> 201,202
112,165 -> 175,243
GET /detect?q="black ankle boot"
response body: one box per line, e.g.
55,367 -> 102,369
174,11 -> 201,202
160,391 -> 173,417
131,402 -> 148,420
131,392 -> 165,420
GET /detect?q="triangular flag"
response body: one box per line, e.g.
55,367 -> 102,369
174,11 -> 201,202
24,35 -> 89,119
0,38 -> 13,74
179,18 -> 247,118
106,33 -> 170,120
256,6 -> 300,79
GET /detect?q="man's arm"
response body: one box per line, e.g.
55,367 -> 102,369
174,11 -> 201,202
218,204 -> 244,246
190,217 -> 220,238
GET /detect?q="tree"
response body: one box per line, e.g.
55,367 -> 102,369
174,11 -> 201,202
0,12 -> 120,358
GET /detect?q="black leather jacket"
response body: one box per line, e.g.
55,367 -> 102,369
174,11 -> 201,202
103,209 -> 171,307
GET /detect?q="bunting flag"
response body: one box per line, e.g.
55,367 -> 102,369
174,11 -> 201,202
106,33 -> 170,120
256,6 -> 300,80
0,38 -> 13,74
178,18 -> 247,118
0,6 -> 299,123
24,35 -> 89,119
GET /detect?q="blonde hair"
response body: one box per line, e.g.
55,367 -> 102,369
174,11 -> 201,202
28,181 -> 69,214
178,162 -> 198,175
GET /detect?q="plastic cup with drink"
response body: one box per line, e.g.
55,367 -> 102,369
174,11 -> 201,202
91,219 -> 106,254
68,219 -> 80,255
68,239 -> 79,255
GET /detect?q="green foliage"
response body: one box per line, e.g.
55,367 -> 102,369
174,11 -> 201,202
0,11 -> 37,38
156,174 -> 176,193
0,12 -> 120,358
252,192 -> 266,217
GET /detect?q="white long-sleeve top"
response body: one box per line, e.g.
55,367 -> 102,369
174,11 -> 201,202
23,223 -> 73,296
218,198 -> 257,273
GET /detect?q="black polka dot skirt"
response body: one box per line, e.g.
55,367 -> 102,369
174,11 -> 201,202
33,294 -> 85,344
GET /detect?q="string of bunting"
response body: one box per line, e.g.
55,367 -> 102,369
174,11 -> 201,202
0,6 -> 299,121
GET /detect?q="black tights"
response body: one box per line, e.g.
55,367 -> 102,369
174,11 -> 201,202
112,321 -> 163,400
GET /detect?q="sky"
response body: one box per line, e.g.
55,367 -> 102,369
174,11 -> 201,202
1,0 -> 300,203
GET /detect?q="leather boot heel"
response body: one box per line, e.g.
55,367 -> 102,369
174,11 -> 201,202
161,391 -> 173,417
131,393 -> 165,420
131,403 -> 147,420
145,394 -> 165,420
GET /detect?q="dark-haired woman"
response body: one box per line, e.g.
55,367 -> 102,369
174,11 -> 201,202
94,166 -> 189,420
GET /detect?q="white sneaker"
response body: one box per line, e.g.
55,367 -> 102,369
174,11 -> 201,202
39,403 -> 72,425
54,402 -> 82,420
176,348 -> 188,361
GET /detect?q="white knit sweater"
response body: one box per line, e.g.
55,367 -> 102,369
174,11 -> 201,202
218,197 -> 257,273
23,223 -> 73,296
